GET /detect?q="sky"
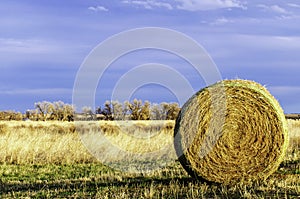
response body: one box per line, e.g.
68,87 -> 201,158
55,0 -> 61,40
0,0 -> 300,113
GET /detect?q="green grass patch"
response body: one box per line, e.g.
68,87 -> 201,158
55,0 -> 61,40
0,162 -> 299,198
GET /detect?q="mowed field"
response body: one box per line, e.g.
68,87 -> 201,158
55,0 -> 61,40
0,120 -> 299,198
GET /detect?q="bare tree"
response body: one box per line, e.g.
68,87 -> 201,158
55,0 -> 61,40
127,99 -> 142,120
150,102 -> 180,120
112,101 -> 123,120
165,102 -> 180,120
63,104 -> 74,121
102,101 -> 113,120
35,101 -> 54,121
82,106 -> 93,115
125,99 -> 151,120
44,101 -> 74,121
150,103 -> 163,120
81,106 -> 93,120
139,100 -> 150,120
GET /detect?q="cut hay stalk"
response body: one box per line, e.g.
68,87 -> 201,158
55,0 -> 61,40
174,79 -> 288,184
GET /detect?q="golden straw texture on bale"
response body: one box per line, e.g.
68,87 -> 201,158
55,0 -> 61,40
174,79 -> 288,184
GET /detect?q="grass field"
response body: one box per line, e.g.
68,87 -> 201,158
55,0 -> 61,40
0,120 -> 299,198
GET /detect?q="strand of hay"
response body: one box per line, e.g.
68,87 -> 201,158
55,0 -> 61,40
174,79 -> 288,184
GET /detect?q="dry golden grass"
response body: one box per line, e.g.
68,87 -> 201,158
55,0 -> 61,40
286,119 -> 300,163
0,120 -> 176,167
0,119 -> 299,198
0,121 -> 94,164
0,119 -> 298,166
76,120 -> 176,172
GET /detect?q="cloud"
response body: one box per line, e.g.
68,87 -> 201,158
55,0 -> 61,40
175,0 -> 246,11
287,3 -> 300,8
0,37 -> 88,67
122,0 -> 173,10
257,4 -> 290,14
270,5 -> 289,14
0,38 -> 58,54
0,88 -> 72,95
233,34 -> 300,51
268,86 -> 300,113
88,6 -> 109,12
269,86 -> 300,95
211,17 -> 234,25
121,0 -> 247,11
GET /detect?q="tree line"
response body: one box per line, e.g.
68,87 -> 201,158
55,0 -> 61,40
0,99 -> 180,121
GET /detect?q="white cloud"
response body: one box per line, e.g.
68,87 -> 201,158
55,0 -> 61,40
175,0 -> 246,11
269,86 -> 300,96
257,4 -> 290,14
257,4 -> 269,10
0,38 -> 59,54
88,6 -> 109,12
211,17 -> 234,25
287,3 -> 300,8
270,5 -> 289,14
268,86 -> 300,112
234,34 -> 300,50
122,0 -> 173,10
0,38 -> 88,67
121,0 -> 247,11
0,88 -> 72,95
151,1 -> 173,10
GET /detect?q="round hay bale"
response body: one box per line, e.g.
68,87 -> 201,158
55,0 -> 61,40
174,79 -> 288,184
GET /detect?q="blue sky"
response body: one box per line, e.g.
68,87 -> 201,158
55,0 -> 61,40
1,0 -> 300,113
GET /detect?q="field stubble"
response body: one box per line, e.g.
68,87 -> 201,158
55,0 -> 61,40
0,120 -> 299,198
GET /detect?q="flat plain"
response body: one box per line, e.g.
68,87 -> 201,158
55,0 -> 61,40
0,120 -> 299,198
